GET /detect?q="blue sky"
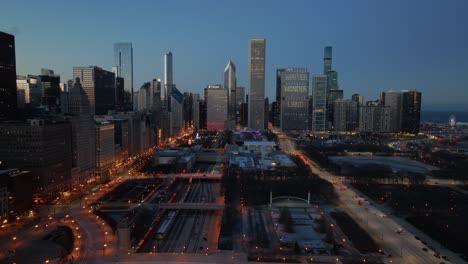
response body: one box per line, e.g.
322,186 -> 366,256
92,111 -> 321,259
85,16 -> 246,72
1,0 -> 468,111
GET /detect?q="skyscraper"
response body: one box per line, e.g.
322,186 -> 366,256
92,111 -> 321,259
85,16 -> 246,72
359,103 -> 391,132
39,70 -> 61,113
324,46 -> 332,74
380,90 -> 403,132
164,52 -> 173,98
235,86 -> 245,125
224,60 -> 237,128
401,90 -> 422,134
276,68 -> 310,130
68,78 -> 96,186
248,38 -> 266,130
73,66 -> 116,115
193,93 -> 200,131
113,43 -> 133,106
0,32 -> 17,119
206,84 -> 228,130
312,75 -> 328,131
95,121 -> 115,182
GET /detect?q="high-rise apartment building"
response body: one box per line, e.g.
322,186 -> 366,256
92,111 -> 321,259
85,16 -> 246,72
206,84 -> 228,130
0,32 -> 17,119
359,103 -> 391,132
312,75 -> 328,131
276,68 -> 309,130
380,91 -> 403,132
333,99 -> 358,132
114,43 -> 133,106
248,38 -> 266,130
73,66 -> 116,115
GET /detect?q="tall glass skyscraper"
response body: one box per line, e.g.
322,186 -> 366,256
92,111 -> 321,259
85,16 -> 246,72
224,60 -> 237,127
164,52 -> 173,98
248,38 -> 266,130
324,46 -> 332,74
113,43 -> 133,105
312,75 -> 328,131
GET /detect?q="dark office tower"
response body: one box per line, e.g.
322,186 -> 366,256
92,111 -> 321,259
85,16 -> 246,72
151,78 -> 162,108
224,60 -> 237,128
199,99 -> 207,129
39,70 -> 61,113
308,96 -> 314,130
324,46 -> 332,74
248,38 -> 266,130
114,43 -> 133,106
277,68 -> 310,130
183,92 -> 193,129
235,86 -> 245,125
351,94 -> 364,107
326,70 -> 338,91
0,118 -> 72,202
73,66 -> 116,115
0,32 -> 17,119
164,52 -> 173,98
115,76 -> 125,111
264,97 -> 269,129
401,90 -> 421,134
327,89 -> 343,129
351,94 -> 364,128
192,93 -> 200,131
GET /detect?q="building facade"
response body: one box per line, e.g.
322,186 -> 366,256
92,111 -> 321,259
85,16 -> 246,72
95,121 -> 115,182
248,38 -> 266,130
276,68 -> 309,130
0,119 -> 72,202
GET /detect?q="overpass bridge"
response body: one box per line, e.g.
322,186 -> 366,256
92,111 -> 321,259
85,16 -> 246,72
140,173 -> 222,180
99,202 -> 224,211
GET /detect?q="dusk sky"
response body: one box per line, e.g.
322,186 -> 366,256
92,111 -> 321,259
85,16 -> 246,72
1,0 -> 467,111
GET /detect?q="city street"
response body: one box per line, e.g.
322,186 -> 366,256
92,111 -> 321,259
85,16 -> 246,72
277,133 -> 465,264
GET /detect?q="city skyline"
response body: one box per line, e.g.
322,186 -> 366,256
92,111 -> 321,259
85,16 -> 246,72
1,0 -> 467,111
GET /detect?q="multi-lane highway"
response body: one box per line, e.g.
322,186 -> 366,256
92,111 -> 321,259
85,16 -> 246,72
277,133 -> 465,264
